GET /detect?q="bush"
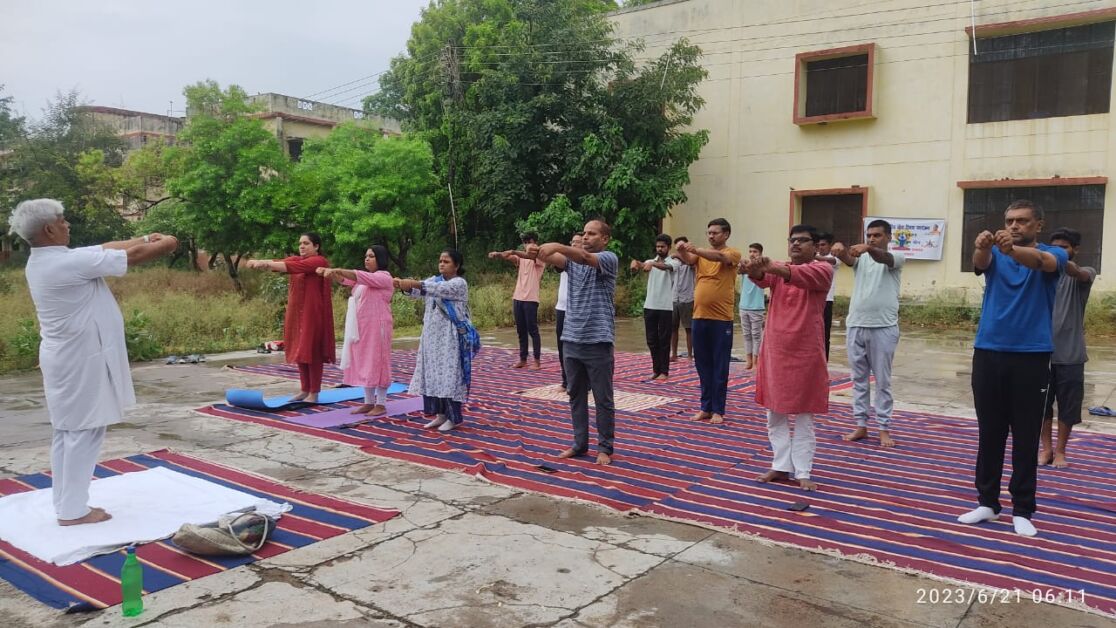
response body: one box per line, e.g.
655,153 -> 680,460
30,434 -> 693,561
124,310 -> 162,361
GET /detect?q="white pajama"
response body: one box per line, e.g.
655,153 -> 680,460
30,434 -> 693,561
766,411 -> 816,479
363,386 -> 387,405
51,427 -> 107,520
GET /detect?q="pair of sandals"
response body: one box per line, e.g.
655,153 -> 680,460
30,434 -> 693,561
165,354 -> 206,364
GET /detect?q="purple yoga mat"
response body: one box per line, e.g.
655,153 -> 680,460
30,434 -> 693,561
283,396 -> 426,428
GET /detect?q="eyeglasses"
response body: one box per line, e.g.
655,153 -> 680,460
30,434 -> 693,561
787,236 -> 814,244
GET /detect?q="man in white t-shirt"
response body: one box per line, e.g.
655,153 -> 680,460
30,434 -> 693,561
9,199 -> 178,526
831,219 -> 906,448
555,231 -> 583,390
816,232 -> 838,361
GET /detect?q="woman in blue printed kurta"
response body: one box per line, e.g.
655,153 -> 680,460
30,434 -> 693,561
395,249 -> 473,432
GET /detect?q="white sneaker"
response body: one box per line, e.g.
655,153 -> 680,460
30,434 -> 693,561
423,415 -> 447,429
437,420 -> 457,432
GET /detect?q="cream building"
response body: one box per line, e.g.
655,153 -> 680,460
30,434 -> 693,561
247,93 -> 401,161
610,0 -> 1114,297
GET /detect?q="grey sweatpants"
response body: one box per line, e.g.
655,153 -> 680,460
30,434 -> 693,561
739,309 -> 765,356
846,325 -> 900,430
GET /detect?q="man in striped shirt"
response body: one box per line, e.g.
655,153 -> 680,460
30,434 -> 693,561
529,219 -> 619,465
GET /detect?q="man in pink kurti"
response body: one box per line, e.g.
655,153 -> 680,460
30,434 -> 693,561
741,225 -> 833,491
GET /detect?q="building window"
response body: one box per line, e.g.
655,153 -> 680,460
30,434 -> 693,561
960,183 -> 1105,271
795,190 -> 867,247
287,138 -> 303,162
968,21 -> 1114,123
794,44 -> 875,125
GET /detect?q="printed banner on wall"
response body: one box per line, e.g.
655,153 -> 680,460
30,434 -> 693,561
864,217 -> 946,261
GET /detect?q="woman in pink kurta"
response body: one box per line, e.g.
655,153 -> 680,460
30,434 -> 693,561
743,227 -> 834,491
318,245 -> 394,416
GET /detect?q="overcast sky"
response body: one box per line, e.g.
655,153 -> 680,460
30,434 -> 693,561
1,0 -> 431,119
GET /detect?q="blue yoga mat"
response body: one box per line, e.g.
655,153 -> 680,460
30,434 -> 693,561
225,383 -> 408,410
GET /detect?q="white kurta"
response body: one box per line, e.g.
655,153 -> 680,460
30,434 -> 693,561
26,246 -> 134,430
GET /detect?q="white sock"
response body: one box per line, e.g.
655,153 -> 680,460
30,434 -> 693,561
423,414 -> 447,429
437,419 -> 456,432
957,506 -> 997,524
1013,516 -> 1037,537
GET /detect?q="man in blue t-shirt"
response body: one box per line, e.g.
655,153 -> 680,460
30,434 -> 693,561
528,219 -> 619,465
958,199 -> 1067,538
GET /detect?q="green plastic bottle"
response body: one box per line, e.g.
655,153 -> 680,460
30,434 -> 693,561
120,546 -> 144,617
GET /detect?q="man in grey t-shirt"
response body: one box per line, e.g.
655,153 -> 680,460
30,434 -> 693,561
670,236 -> 696,361
1041,228 -> 1096,469
529,219 -> 619,465
631,234 -> 678,381
831,219 -> 905,448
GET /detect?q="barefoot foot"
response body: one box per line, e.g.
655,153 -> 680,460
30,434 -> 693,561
596,452 -> 612,465
557,448 -> 585,459
513,360 -> 527,369
290,392 -> 309,402
842,427 -> 868,442
756,470 -> 790,483
350,404 -> 376,415
59,507 -> 112,526
709,413 -> 724,424
879,430 -> 896,448
797,478 -> 818,491
367,404 -> 387,417
690,411 -> 712,422
1052,451 -> 1069,468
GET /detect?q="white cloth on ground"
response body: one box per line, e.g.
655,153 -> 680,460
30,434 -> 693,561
25,245 -> 134,430
0,467 -> 290,565
767,411 -> 816,479
51,426 -> 106,520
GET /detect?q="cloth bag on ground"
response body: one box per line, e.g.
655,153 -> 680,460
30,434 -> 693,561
171,511 -> 276,556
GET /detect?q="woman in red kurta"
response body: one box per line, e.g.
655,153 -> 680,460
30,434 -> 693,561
246,232 -> 336,401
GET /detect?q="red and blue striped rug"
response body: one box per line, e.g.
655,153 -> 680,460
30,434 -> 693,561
206,348 -> 1116,618
0,450 -> 398,611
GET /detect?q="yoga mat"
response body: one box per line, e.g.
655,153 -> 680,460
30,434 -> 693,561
0,450 -> 399,611
284,396 -> 426,428
225,382 -> 407,410
0,467 -> 289,565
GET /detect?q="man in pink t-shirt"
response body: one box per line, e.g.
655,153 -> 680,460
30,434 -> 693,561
488,232 -> 546,369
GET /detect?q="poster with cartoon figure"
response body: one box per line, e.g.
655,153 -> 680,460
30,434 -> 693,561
863,217 -> 945,260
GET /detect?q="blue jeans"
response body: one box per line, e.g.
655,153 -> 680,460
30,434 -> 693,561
692,319 -> 733,415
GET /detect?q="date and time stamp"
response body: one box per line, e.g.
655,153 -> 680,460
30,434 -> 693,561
916,587 -> 1087,606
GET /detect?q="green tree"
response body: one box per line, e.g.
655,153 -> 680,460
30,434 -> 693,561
290,123 -> 437,274
365,0 -> 708,260
165,81 -> 290,289
2,90 -> 131,246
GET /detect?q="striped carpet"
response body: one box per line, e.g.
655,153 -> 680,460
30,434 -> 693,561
206,348 -> 1116,617
0,450 -> 398,611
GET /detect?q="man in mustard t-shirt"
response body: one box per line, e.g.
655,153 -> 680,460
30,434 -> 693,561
676,218 -> 742,424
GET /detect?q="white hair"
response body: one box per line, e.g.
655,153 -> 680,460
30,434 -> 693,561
8,198 -> 65,242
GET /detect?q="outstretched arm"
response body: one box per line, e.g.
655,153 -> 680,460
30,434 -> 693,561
125,235 -> 179,267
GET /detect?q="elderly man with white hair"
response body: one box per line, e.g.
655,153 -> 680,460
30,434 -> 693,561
9,198 -> 177,526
